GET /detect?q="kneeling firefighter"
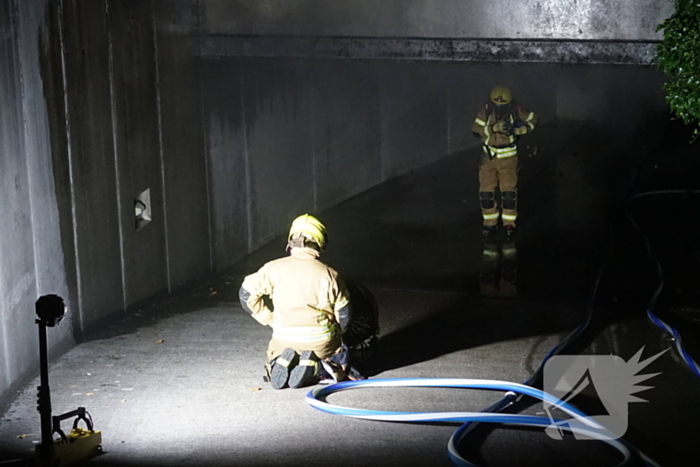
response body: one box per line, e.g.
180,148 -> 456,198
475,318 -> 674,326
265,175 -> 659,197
471,85 -> 539,237
239,214 -> 365,389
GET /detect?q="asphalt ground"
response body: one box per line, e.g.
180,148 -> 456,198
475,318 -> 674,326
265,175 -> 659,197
1,118 -> 700,466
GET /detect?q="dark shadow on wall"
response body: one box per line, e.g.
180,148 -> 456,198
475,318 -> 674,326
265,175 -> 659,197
39,0 -> 82,340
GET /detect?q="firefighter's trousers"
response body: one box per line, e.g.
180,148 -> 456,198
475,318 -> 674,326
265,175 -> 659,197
478,154 -> 519,227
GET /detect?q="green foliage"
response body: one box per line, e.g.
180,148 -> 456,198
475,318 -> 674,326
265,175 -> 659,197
654,0 -> 700,137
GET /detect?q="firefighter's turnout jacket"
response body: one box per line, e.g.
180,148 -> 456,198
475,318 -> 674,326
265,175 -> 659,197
471,102 -> 538,158
239,247 -> 350,361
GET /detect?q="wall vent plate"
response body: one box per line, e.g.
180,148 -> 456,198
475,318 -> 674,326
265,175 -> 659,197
135,189 -> 152,230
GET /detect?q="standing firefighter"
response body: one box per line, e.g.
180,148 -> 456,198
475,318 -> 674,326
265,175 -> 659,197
471,85 -> 539,237
239,214 -> 363,389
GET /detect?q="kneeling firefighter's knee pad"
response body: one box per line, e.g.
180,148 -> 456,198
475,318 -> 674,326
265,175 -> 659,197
479,191 -> 495,209
502,191 -> 517,210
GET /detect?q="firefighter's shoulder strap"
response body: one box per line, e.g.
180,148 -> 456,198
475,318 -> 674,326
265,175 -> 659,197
483,102 -> 518,122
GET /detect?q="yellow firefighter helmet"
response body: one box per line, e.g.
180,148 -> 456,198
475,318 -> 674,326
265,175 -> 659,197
288,214 -> 328,249
490,85 -> 512,106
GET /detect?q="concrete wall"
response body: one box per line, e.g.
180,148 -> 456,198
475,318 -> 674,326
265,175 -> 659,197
0,0 -> 209,412
154,0 -> 212,289
203,58 -> 454,262
201,57 -> 668,264
43,0 -> 209,330
59,0 -> 123,330
200,0 -> 674,65
0,0 -> 74,410
201,0 -> 672,40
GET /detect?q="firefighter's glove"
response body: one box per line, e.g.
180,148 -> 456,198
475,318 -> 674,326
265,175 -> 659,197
513,126 -> 528,135
492,121 -> 512,135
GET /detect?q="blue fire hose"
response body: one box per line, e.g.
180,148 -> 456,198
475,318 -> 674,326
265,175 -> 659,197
306,378 -> 660,466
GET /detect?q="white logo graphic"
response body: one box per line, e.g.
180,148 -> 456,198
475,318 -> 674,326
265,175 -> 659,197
543,347 -> 667,440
